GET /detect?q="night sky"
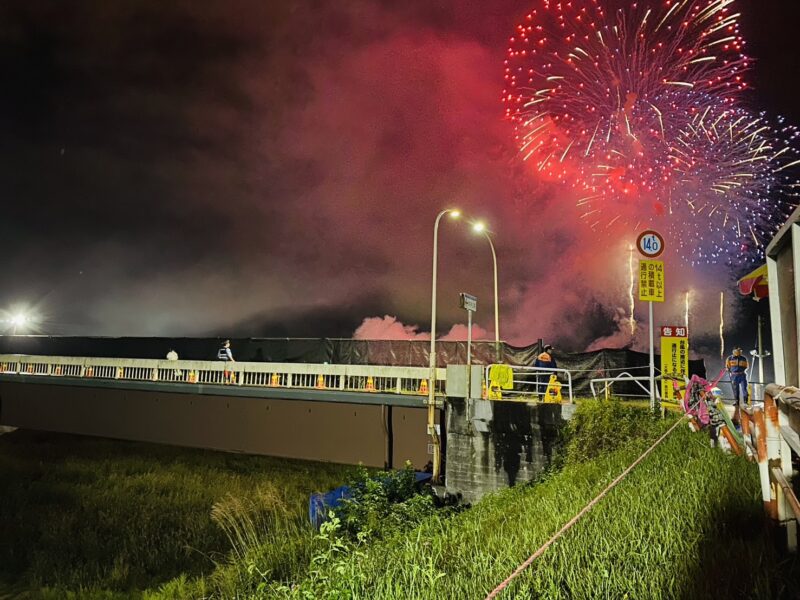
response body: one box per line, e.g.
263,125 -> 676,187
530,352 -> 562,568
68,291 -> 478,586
1,1 -> 797,362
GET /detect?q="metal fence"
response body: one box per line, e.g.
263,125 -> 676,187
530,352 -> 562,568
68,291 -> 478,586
483,364 -> 574,403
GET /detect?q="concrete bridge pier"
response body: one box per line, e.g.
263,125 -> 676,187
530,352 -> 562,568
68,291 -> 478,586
444,366 -> 577,503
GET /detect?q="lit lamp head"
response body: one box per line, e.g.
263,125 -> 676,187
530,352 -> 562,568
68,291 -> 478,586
10,314 -> 28,327
472,221 -> 486,233
449,209 -> 461,219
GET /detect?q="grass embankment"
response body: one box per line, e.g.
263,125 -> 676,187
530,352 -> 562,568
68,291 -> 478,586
0,430 -> 359,598
267,401 -> 799,599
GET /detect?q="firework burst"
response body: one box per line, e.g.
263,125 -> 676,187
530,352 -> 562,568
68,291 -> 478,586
669,109 -> 800,263
501,0 -> 800,263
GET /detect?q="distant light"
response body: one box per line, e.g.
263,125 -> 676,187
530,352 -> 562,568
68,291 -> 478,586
10,314 -> 28,326
449,209 -> 461,219
472,222 -> 486,233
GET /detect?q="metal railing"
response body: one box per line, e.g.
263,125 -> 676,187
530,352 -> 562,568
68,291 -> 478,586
590,372 -> 662,400
740,384 -> 799,552
484,365 -> 573,403
0,354 -> 447,397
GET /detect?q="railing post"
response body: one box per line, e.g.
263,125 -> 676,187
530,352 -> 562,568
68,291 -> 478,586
777,402 -> 798,550
752,407 -> 776,519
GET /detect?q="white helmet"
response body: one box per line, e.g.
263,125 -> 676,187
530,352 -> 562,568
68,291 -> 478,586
710,387 -> 724,398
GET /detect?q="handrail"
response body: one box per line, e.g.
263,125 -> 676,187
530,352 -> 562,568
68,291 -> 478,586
590,372 -> 662,400
0,354 -> 447,397
484,364 -> 574,404
740,384 -> 799,551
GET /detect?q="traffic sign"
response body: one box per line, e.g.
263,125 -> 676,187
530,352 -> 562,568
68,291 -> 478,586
639,260 -> 665,302
660,326 -> 689,402
459,293 -> 477,312
636,230 -> 665,258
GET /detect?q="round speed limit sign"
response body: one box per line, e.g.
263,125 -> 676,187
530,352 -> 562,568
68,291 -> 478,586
636,230 -> 665,258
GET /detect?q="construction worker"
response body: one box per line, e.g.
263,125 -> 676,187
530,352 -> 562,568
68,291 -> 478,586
217,340 -> 235,362
535,345 -> 557,369
725,347 -> 748,423
218,340 -> 235,383
534,345 -> 557,399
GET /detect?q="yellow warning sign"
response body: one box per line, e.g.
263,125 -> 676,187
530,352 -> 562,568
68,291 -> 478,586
660,326 -> 689,402
639,260 -> 665,302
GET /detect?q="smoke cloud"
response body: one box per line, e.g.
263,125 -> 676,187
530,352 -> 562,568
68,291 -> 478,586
0,0 -> 780,357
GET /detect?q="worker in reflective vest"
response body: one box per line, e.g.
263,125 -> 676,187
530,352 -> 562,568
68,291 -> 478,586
217,340 -> 235,362
725,347 -> 748,407
535,345 -> 557,370
218,340 -> 235,384
534,345 -> 557,399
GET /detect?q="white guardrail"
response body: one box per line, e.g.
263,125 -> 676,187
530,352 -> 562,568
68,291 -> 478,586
590,372 -> 662,400
0,354 -> 447,397
484,365 -> 574,403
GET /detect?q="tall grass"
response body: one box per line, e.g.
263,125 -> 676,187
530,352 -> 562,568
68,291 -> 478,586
267,402 -> 799,599
0,430 -> 358,597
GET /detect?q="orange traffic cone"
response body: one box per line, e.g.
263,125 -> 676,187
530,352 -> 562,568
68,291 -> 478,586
418,379 -> 429,395
270,373 -> 280,387
316,374 -> 325,389
366,376 -> 376,392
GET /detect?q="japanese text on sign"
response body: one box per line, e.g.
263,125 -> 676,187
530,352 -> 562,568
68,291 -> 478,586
638,260 -> 665,302
661,326 -> 688,402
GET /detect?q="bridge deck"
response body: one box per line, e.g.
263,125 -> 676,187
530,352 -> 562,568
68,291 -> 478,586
0,354 -> 446,407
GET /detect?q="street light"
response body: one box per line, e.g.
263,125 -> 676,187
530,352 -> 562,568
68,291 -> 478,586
428,208 -> 460,482
10,313 -> 29,335
472,222 -> 500,361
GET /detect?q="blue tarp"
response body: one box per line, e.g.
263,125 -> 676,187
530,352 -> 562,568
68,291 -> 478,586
309,471 -> 432,528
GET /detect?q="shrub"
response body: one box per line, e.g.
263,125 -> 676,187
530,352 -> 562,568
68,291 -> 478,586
564,399 -> 663,463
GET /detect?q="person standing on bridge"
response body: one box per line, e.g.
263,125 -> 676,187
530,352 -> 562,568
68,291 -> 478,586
726,346 -> 748,423
534,345 -> 557,399
218,340 -> 235,383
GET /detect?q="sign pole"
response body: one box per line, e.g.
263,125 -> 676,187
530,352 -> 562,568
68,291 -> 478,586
460,292 -> 478,399
649,300 -> 655,411
635,229 -> 665,414
467,309 -> 473,368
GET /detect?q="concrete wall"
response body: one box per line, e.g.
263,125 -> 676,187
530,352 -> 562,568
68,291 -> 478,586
0,381 -> 432,468
445,397 -> 577,503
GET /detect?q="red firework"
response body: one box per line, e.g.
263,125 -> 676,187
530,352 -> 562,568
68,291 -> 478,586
503,0 -> 750,229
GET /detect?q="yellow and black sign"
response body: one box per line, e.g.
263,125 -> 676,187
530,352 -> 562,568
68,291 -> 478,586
661,326 -> 688,402
639,260 -> 665,302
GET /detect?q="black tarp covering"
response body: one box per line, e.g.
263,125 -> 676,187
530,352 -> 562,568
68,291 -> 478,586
0,336 -> 704,397
0,336 -> 532,366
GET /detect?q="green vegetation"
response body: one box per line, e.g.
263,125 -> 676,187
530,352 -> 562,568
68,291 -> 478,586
0,430 -> 359,598
265,401 -> 799,599
3,401 -> 798,599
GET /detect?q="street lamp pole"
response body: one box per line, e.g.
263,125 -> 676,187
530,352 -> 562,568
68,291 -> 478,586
428,208 -> 459,482
474,225 -> 500,362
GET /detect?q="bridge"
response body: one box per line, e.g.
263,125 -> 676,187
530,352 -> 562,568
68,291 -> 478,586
0,352 -> 578,499
0,353 -> 447,407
